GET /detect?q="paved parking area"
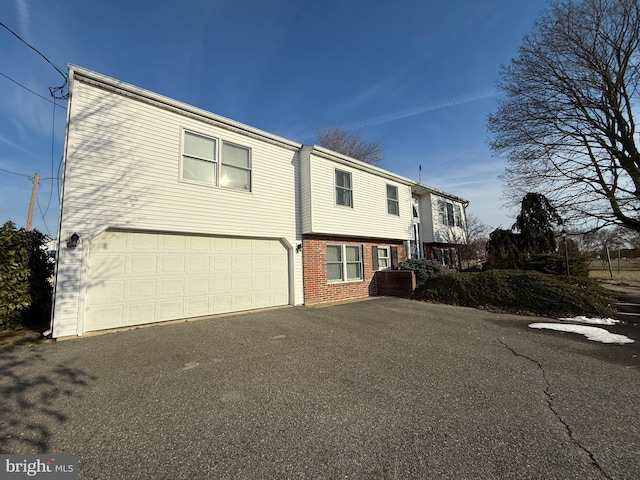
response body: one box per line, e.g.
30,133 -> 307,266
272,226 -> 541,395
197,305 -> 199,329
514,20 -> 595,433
1,297 -> 639,479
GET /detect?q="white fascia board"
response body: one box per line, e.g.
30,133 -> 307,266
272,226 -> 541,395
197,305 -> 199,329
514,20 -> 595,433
412,182 -> 469,205
308,145 -> 416,186
67,64 -> 302,151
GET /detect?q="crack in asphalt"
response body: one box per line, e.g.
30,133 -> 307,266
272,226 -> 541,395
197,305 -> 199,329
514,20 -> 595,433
498,339 -> 612,480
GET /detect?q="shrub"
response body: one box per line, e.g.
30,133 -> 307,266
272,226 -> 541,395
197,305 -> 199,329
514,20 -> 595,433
521,254 -> 590,279
0,221 -> 53,330
412,269 -> 615,318
398,258 -> 445,285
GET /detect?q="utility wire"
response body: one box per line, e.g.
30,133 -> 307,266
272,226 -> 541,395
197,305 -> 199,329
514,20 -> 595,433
0,166 -> 32,178
0,71 -> 66,108
0,21 -> 68,99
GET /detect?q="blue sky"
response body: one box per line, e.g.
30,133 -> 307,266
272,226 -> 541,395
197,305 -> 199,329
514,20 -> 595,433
1,0 -> 550,236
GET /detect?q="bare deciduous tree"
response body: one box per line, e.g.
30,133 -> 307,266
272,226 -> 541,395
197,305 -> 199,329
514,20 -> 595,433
317,127 -> 383,166
488,0 -> 640,231
459,212 -> 490,269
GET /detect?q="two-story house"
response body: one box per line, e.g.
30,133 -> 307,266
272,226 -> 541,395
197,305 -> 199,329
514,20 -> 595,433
50,66 -> 467,338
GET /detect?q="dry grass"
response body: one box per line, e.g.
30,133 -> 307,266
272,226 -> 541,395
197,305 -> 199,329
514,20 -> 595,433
589,258 -> 640,287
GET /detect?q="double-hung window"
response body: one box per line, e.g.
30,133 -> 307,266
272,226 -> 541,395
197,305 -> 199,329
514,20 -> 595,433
376,246 -> 390,270
387,184 -> 399,215
183,131 -> 217,185
221,142 -> 251,191
335,169 -> 353,207
438,199 -> 463,227
327,244 -> 362,281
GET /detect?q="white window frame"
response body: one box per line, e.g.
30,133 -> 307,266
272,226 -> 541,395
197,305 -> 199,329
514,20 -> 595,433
181,130 -> 252,192
335,169 -> 353,208
386,184 -> 399,216
221,141 -> 252,191
437,199 -> 463,227
182,130 -> 217,186
376,246 -> 390,270
327,244 -> 363,282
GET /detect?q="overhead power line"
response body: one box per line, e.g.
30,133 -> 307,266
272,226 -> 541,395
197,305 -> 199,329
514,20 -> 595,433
0,71 -> 65,107
0,21 -> 68,99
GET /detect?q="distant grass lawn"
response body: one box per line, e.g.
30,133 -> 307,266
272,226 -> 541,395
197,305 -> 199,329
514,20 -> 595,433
589,258 -> 640,287
413,269 -> 617,318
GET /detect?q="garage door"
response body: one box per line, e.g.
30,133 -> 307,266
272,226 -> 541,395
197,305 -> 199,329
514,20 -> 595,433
84,231 -> 289,332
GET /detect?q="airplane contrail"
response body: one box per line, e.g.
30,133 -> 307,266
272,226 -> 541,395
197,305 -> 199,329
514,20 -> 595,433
341,88 -> 497,130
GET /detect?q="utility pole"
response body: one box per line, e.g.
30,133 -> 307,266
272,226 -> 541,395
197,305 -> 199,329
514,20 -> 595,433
26,173 -> 39,231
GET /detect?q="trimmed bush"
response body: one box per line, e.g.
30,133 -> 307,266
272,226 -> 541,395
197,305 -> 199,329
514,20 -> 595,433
0,221 -> 53,330
398,258 -> 445,285
412,269 -> 615,318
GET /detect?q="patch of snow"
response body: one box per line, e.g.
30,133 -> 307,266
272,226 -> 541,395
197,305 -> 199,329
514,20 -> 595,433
529,323 -> 635,344
557,316 -> 619,325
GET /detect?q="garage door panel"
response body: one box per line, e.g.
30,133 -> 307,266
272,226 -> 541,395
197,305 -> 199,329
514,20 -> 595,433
160,256 -> 185,274
188,256 -> 210,273
84,232 -> 289,332
186,277 -> 209,295
127,279 -> 156,299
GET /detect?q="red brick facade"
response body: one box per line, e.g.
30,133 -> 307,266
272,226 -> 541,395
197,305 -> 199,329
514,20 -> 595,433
302,234 -> 407,305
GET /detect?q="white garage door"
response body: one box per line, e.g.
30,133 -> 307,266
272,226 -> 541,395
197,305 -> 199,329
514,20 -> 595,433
84,231 -> 289,332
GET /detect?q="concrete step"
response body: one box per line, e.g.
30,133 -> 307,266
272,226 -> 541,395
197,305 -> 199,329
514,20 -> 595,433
612,311 -> 640,324
615,302 -> 640,314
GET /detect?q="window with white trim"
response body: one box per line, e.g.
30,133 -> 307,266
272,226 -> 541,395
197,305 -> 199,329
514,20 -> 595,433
182,131 -> 217,185
182,131 -> 252,191
376,246 -> 390,270
327,244 -> 362,281
437,199 -> 463,227
221,141 -> 251,191
387,184 -> 399,215
335,169 -> 353,207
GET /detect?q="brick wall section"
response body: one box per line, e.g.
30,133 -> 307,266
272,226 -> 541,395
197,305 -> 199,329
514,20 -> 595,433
302,234 -> 407,305
375,270 -> 416,298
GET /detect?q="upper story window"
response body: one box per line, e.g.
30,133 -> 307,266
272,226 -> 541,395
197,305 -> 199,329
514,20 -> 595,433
438,200 -> 463,227
327,244 -> 362,282
221,142 -> 251,191
335,169 -> 353,207
183,131 -> 217,185
387,184 -> 399,215
182,131 -> 252,191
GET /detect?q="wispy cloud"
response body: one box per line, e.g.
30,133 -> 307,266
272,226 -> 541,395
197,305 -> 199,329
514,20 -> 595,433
15,0 -> 32,42
341,89 -> 497,130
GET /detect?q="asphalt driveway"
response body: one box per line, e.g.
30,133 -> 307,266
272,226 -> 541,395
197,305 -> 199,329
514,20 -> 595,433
1,298 -> 639,479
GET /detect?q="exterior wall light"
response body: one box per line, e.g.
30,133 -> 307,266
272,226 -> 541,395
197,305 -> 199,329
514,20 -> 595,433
67,232 -> 80,249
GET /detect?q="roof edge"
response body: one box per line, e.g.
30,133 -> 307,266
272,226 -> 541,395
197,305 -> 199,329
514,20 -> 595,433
68,64 -> 302,151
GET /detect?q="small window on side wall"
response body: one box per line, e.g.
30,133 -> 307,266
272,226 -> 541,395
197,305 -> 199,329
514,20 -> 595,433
387,184 -> 399,215
335,169 -> 353,207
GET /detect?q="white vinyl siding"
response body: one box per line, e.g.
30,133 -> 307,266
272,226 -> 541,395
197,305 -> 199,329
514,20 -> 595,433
430,195 -> 466,244
301,151 -> 413,240
327,244 -> 363,282
53,73 -> 303,337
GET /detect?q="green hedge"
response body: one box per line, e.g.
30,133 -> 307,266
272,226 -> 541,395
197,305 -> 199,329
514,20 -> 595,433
412,269 -> 615,318
0,221 -> 54,329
